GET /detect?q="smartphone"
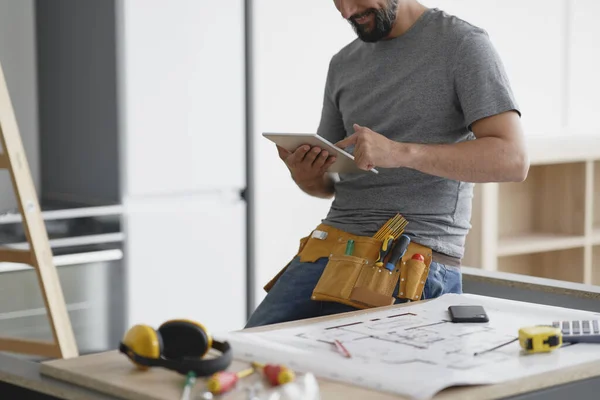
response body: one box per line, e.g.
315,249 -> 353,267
448,305 -> 489,323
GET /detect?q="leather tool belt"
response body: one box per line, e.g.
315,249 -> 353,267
263,224 -> 433,310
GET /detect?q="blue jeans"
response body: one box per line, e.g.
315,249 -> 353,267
245,256 -> 462,328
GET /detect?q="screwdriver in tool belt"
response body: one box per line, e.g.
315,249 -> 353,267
384,234 -> 411,272
375,234 -> 395,267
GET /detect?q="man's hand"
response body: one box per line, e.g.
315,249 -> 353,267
277,145 -> 336,183
277,145 -> 337,199
335,124 -> 399,170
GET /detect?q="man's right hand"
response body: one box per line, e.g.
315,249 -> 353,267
276,145 -> 337,198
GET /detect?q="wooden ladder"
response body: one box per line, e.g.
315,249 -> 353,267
0,61 -> 78,359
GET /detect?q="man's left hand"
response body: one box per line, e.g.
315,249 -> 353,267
335,124 -> 402,170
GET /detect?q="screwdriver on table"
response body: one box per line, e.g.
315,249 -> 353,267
206,367 -> 255,395
251,362 -> 296,386
384,234 -> 411,272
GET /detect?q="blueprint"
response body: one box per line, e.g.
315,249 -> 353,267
222,294 -> 600,399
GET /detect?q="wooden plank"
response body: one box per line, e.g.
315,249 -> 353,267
584,160 -> 595,284
481,183 -> 498,271
0,338 -> 61,358
497,234 -> 587,256
0,153 -> 8,169
0,248 -> 32,265
0,61 -> 78,359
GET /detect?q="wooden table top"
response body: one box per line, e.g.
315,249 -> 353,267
39,299 -> 600,400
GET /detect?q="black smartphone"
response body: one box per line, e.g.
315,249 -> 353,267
448,305 -> 489,323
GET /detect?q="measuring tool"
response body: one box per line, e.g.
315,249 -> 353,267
373,213 -> 408,241
474,325 -> 562,356
519,326 -> 562,353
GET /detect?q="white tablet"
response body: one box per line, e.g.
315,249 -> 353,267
262,132 -> 379,174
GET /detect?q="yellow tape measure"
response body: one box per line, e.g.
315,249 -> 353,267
475,325 -> 562,357
518,326 -> 562,354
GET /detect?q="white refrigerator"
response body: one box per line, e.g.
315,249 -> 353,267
117,0 -> 247,334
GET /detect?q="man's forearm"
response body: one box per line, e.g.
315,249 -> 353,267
294,173 -> 335,199
397,136 -> 529,183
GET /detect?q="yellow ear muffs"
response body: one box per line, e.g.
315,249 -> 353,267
119,319 -> 232,376
120,324 -> 163,370
158,319 -> 212,359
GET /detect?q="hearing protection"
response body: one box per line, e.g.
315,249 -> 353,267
119,319 -> 232,376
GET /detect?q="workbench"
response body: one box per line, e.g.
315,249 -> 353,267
2,267 -> 600,400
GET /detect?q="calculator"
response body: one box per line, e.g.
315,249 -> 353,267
551,320 -> 600,343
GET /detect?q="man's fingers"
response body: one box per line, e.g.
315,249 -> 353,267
312,150 -> 329,168
276,145 -> 291,160
356,158 -> 371,170
354,148 -> 372,171
303,147 -> 322,164
322,155 -> 337,170
286,145 -> 310,165
335,134 -> 358,149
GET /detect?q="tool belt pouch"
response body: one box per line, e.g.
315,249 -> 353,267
397,245 -> 433,301
311,239 -> 401,309
312,255 -> 401,309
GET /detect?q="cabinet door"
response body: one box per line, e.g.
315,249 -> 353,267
251,0 -> 355,307
0,0 -> 39,210
119,0 -> 245,196
125,192 -> 246,333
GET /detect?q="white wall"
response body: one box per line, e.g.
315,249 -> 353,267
568,0 -> 600,132
425,0 -> 600,135
426,0 -> 567,135
0,0 -> 39,210
251,0 -> 600,308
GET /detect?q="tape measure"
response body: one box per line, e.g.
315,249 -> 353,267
475,325 -> 563,357
518,326 -> 562,354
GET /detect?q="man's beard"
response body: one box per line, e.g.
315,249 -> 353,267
348,0 -> 399,42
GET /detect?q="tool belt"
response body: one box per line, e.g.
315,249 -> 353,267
263,224 -> 433,310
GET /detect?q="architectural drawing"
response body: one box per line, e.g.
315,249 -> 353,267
224,294 -> 600,400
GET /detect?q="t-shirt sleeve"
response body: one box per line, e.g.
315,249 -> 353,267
453,29 -> 521,131
316,59 -> 347,143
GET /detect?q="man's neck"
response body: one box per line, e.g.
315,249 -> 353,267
387,1 -> 428,39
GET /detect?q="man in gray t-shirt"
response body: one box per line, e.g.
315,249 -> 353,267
245,0 -> 528,328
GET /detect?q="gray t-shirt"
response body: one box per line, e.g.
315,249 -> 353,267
317,8 -> 520,262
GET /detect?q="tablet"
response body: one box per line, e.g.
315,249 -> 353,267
262,132 -> 379,174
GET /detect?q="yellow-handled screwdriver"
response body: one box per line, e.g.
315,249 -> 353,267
375,235 -> 395,267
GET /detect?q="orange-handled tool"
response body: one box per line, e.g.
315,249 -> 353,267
206,367 -> 255,395
251,362 -> 295,386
